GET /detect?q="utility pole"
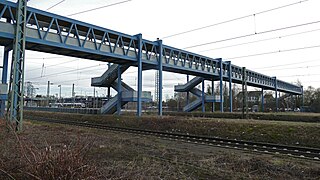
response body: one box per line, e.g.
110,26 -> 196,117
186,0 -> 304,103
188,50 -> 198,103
93,87 -> 95,108
72,83 -> 75,105
47,81 -> 53,106
6,0 -> 28,131
58,85 -> 61,100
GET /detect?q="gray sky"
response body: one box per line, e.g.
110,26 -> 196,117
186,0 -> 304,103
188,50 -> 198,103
2,0 -> 320,99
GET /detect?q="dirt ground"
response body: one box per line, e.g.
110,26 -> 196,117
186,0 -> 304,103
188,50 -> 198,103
1,119 -> 319,179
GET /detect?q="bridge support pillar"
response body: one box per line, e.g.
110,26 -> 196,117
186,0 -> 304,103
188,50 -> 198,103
242,67 -> 248,119
274,77 -> 278,112
1,47 -> 10,118
187,75 -> 189,105
202,78 -> 205,113
301,86 -> 304,107
117,65 -> 122,115
137,34 -> 143,117
219,59 -> 223,112
228,61 -> 232,112
157,39 -> 163,116
107,63 -> 111,101
261,88 -> 264,112
212,80 -> 215,112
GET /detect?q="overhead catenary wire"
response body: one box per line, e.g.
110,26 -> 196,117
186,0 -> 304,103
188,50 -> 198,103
279,73 -> 320,78
68,0 -> 132,16
25,63 -> 137,82
161,0 -> 310,39
183,20 -> 320,49
255,58 -> 320,70
27,58 -> 80,72
26,63 -> 107,80
46,0 -> 66,11
199,28 -> 320,53
226,44 -> 320,60
260,64 -> 320,72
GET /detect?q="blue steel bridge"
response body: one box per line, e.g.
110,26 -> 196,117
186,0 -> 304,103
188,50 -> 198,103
0,0 -> 303,117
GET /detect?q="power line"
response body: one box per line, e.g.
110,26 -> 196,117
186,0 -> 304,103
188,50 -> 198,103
255,58 -> 320,70
27,58 -> 80,72
279,73 -> 320,78
199,28 -> 320,53
26,63 -> 107,80
46,0 -> 66,11
260,64 -> 320,72
183,20 -> 320,49
227,44 -> 320,60
68,0 -> 132,17
161,0 -> 310,39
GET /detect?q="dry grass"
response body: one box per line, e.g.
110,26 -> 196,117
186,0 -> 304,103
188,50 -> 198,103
0,121 -> 98,179
25,111 -> 320,148
1,117 -> 320,179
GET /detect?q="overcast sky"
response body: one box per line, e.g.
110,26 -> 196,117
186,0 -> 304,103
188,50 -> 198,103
1,0 -> 320,99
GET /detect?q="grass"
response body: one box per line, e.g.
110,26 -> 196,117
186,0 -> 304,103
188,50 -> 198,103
1,119 -> 320,179
25,111 -> 320,148
0,121 -> 98,179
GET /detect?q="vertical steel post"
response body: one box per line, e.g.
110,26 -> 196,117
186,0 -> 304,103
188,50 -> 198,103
261,88 -> 264,112
7,0 -> 28,131
72,83 -> 75,104
301,86 -> 304,107
117,65 -> 122,115
1,49 -> 9,84
1,48 -> 9,117
93,87 -> 95,108
274,77 -> 278,112
186,75 -> 189,105
107,63 -> 111,101
47,81 -> 50,97
47,81 -> 50,106
212,80 -> 214,112
58,85 -> 61,100
202,78 -> 205,113
242,67 -> 248,119
228,61 -> 232,112
157,39 -> 163,116
219,59 -> 223,112
137,34 -> 142,117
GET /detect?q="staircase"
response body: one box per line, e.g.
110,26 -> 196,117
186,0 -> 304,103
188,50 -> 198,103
174,77 -> 221,112
92,64 -> 151,114
174,77 -> 202,92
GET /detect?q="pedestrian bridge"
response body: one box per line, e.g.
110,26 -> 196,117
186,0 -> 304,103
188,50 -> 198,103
0,0 -> 303,115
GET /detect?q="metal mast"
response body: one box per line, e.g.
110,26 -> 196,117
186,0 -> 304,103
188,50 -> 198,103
155,71 -> 159,103
7,0 -> 28,131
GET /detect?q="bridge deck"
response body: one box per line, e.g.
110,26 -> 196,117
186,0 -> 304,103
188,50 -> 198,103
0,0 -> 302,95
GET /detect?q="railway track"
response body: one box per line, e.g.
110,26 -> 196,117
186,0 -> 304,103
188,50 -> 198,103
27,116 -> 320,161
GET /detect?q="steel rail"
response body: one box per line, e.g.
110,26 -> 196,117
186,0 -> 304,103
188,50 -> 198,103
26,116 -> 320,161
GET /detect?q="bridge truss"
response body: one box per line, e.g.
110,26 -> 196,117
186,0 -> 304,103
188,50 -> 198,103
0,0 -> 303,129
